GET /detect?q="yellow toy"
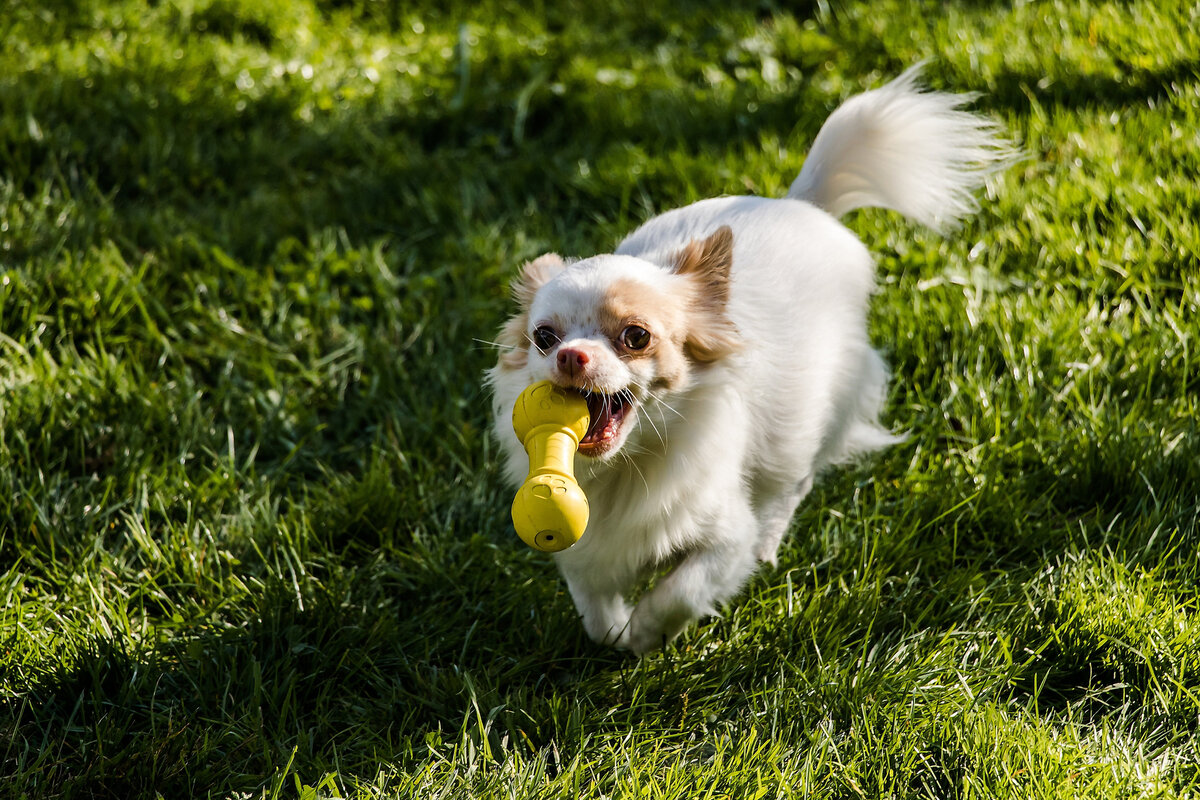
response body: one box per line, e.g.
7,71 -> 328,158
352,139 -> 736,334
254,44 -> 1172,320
511,380 -> 590,552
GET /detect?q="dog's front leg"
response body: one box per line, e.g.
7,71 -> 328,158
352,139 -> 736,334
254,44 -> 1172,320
622,500 -> 758,655
556,560 -> 634,647
752,475 -> 813,565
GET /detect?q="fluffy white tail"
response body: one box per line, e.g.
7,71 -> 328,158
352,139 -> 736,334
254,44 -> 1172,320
787,65 -> 1015,232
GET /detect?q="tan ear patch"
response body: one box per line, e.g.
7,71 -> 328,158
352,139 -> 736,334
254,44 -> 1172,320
684,319 -> 741,363
672,226 -> 741,363
672,226 -> 733,306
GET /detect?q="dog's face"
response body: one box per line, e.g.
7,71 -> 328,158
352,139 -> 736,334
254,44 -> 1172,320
493,227 -> 740,460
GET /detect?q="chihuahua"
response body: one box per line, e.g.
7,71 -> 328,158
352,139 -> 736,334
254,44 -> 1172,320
488,66 -> 1012,654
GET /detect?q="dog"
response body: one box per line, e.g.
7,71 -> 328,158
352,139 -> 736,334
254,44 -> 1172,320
487,66 -> 1013,654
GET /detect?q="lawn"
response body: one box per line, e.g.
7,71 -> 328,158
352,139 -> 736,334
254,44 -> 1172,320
1,0 -> 1198,797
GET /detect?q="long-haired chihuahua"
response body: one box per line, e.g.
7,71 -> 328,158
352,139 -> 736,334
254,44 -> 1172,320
488,66 -> 1013,654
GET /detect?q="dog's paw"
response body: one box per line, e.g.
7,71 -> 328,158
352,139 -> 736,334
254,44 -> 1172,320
580,603 -> 632,648
622,622 -> 669,656
753,545 -> 779,567
622,603 -> 695,655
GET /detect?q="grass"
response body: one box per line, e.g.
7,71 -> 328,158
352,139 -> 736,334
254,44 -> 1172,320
1,0 -> 1198,796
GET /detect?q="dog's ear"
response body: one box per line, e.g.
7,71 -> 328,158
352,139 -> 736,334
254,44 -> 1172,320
497,253 -> 565,370
673,227 -> 740,363
511,253 -> 565,309
672,226 -> 733,307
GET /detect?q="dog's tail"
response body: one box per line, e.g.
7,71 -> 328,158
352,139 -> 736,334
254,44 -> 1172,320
787,65 -> 1015,232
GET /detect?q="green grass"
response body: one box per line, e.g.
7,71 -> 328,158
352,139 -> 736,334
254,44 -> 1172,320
1,0 -> 1198,796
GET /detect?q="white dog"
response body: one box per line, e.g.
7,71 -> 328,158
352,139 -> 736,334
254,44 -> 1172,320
488,67 -> 1012,654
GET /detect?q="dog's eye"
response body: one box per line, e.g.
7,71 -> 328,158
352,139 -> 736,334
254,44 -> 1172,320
620,325 -> 651,351
532,326 -> 560,352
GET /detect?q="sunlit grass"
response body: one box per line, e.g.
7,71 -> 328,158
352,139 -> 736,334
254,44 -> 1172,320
1,0 -> 1198,797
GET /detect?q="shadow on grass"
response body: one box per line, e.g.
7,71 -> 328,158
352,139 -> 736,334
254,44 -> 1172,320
6,8 -> 1200,795
3,544 -> 624,795
984,56 -> 1200,113
7,401 -> 1198,795
724,419 -> 1200,719
2,35 -> 841,268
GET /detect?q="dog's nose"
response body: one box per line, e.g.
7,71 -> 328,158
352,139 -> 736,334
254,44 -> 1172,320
557,347 -> 589,378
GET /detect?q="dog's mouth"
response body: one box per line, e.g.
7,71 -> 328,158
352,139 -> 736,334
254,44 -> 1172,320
579,391 -> 635,456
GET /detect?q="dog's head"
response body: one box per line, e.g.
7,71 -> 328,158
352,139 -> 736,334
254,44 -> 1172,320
493,226 -> 740,460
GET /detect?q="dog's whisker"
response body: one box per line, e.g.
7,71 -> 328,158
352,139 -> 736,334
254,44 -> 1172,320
473,337 -> 519,351
627,456 -> 650,499
634,381 -> 687,424
652,395 -> 686,423
613,446 -> 652,498
657,404 -> 672,439
639,398 -> 667,448
617,382 -> 666,448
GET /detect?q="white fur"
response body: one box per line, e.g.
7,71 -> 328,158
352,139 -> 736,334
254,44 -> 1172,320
487,68 -> 1012,654
787,64 -> 1015,231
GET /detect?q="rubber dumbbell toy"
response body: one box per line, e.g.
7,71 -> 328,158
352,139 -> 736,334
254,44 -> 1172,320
510,380 -> 590,552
